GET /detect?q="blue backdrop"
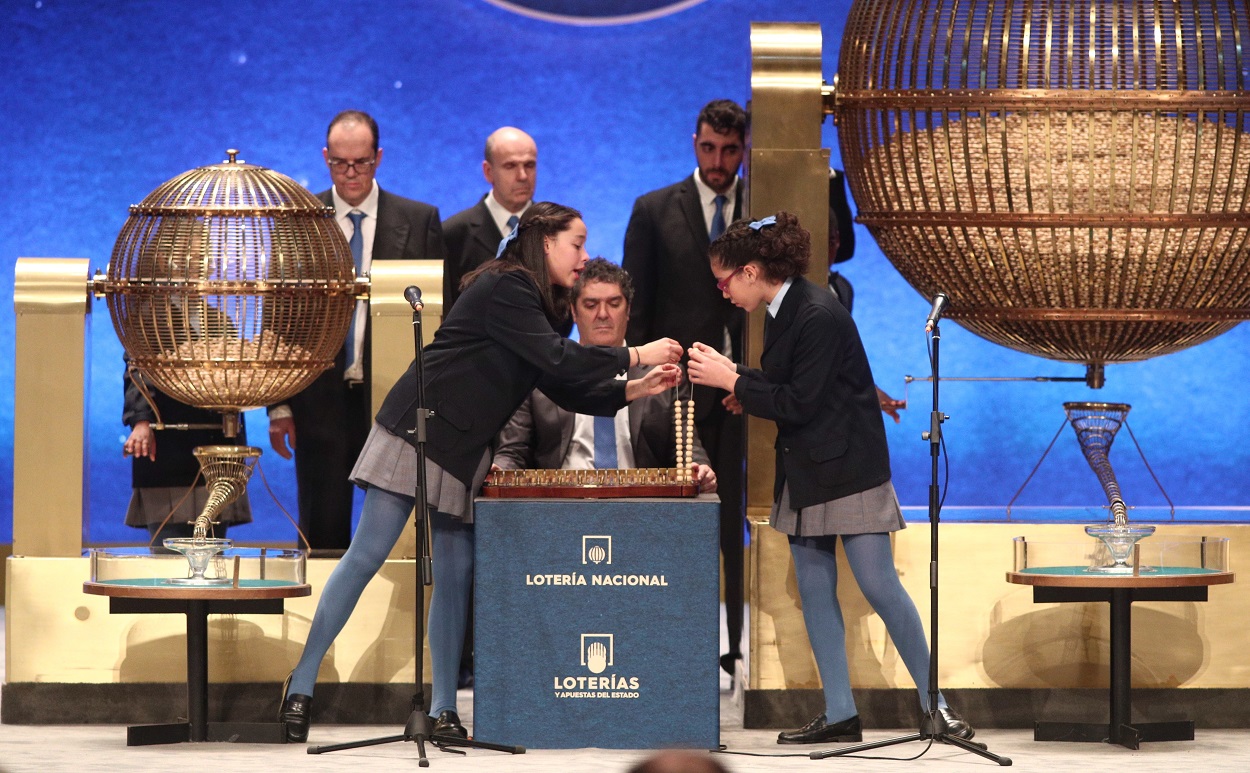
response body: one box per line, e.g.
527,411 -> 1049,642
4,0 -> 1248,545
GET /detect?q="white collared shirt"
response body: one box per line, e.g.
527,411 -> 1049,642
692,170 -> 739,357
691,169 -> 737,238
330,181 -> 380,382
483,192 -> 530,243
768,277 -> 795,320
562,371 -> 635,470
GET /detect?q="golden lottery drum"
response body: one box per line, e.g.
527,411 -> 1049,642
94,150 -> 363,416
835,0 -> 1250,367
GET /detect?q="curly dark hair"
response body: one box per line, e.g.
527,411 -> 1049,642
462,201 -> 581,323
708,211 -> 811,283
696,99 -> 746,139
572,257 -> 634,306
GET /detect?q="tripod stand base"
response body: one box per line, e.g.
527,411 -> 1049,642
1035,719 -> 1193,750
306,706 -> 525,765
809,729 -> 1011,766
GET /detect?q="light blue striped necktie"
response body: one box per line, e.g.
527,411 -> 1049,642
345,211 -> 366,367
594,415 -> 618,469
710,194 -> 728,240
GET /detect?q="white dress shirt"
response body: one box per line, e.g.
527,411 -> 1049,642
561,372 -> 635,469
330,181 -> 380,382
692,170 -> 738,357
483,192 -> 530,243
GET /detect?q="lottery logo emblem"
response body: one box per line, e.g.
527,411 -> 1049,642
583,535 -> 612,565
581,633 -> 614,674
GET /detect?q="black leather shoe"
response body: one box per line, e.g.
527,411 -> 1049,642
936,706 -> 975,740
280,693 -> 312,743
777,713 -> 862,744
431,709 -> 468,739
719,653 -> 742,678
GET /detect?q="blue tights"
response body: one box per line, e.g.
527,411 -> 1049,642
789,531 -> 945,723
287,486 -> 475,718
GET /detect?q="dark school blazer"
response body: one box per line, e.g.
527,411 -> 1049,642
732,276 -> 891,510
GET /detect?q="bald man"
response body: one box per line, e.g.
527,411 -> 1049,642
441,126 -> 538,311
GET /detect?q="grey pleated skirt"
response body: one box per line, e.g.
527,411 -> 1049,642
350,422 -> 491,523
125,486 -> 253,528
770,478 -> 905,537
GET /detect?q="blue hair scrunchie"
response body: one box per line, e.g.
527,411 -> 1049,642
495,223 -> 519,258
748,215 -> 777,231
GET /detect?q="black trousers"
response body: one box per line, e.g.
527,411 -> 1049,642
291,376 -> 371,550
696,399 -> 745,657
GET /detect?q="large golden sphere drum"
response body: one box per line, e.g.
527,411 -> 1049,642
835,0 -> 1250,374
93,150 -> 363,432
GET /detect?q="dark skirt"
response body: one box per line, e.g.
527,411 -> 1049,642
350,422 -> 491,523
770,478 -> 905,537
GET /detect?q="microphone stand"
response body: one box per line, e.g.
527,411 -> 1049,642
810,314 -> 1011,766
308,286 -> 523,766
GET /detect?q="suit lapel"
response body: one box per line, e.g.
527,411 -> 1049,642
470,198 -> 503,259
626,365 -> 646,445
557,404 -> 576,464
372,188 -> 408,262
762,278 -> 806,359
678,180 -> 710,250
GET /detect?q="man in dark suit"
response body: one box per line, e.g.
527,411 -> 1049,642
493,258 -> 716,492
441,126 -> 537,313
268,110 -> 446,551
622,98 -> 747,674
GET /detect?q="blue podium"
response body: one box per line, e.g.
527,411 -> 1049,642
472,495 -> 720,749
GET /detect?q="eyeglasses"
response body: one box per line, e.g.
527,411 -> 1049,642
327,157 -> 377,173
715,266 -> 744,293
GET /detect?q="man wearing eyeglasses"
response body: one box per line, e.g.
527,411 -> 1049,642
621,99 -> 748,680
441,126 -> 538,312
267,109 -> 446,551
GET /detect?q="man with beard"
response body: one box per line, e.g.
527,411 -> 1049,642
622,99 -> 747,677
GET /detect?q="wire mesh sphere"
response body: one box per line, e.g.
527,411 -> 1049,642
94,150 -> 361,416
835,0 -> 1250,367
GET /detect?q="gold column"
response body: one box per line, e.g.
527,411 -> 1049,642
369,260 -> 443,560
12,258 -> 91,557
745,22 -> 832,691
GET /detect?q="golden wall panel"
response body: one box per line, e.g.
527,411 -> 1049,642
12,258 -> 90,558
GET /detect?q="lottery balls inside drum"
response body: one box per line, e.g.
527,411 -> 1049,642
96,151 -> 360,413
835,0 -> 1250,366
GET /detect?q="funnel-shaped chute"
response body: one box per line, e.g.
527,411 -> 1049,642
1064,402 -> 1131,527
1065,402 -> 1155,572
191,445 -> 261,539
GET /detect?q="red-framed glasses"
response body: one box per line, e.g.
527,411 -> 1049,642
716,266 -> 744,293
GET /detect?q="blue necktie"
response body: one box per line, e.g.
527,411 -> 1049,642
345,211 -> 366,368
594,415 -> 618,469
506,213 -> 519,232
710,194 -> 728,240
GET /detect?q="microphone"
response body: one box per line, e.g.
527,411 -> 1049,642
404,285 -> 424,311
924,292 -> 949,332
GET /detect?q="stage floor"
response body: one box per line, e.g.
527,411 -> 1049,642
4,607 -> 1250,772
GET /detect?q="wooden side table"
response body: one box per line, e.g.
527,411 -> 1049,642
83,580 -> 310,746
1006,568 -> 1233,750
